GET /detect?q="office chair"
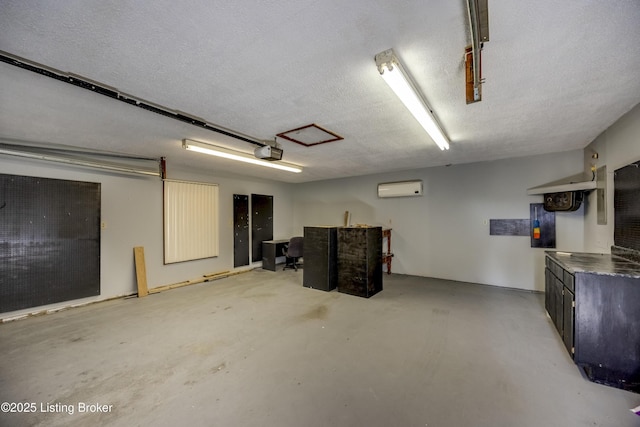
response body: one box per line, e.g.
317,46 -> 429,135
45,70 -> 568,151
282,236 -> 303,271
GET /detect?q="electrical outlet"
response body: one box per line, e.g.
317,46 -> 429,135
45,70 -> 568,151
101,221 -> 107,229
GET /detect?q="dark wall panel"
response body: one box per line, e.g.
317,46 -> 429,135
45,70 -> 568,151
251,194 -> 273,263
0,174 -> 101,313
233,194 -> 249,268
530,203 -> 556,248
614,162 -> 640,252
489,219 -> 530,236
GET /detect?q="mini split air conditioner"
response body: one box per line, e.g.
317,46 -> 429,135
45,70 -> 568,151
377,180 -> 423,198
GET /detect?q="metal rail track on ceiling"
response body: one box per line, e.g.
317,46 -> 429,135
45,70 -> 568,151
0,50 -> 267,148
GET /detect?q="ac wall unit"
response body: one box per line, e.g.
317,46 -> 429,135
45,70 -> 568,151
377,180 -> 423,198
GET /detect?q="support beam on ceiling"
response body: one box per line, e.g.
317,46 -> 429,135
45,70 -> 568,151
465,0 -> 489,104
0,50 -> 268,149
0,140 -> 163,177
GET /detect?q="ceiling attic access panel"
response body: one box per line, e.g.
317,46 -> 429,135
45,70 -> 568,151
276,124 -> 343,147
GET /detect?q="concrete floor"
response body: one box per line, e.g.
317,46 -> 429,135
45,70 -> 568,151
1,270 -> 638,427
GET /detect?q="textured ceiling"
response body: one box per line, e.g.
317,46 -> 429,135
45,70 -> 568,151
0,0 -> 639,183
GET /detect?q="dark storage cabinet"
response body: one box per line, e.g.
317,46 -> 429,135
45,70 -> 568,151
545,258 -> 565,336
562,285 -> 575,357
545,257 -> 573,352
262,239 -> 289,272
575,273 -> 640,391
545,252 -> 640,392
337,226 -> 382,298
303,226 -> 338,291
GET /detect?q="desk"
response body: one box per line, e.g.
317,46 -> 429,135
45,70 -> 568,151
262,239 -> 289,271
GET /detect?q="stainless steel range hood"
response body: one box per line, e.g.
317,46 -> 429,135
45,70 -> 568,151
527,172 -> 596,195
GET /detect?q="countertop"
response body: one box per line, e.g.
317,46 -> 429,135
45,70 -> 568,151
546,250 -> 640,278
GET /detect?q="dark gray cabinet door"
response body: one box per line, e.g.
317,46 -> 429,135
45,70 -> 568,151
545,268 -> 552,316
575,273 -> 640,390
303,227 -> 338,291
562,286 -> 575,358
546,270 -> 563,334
553,276 -> 563,334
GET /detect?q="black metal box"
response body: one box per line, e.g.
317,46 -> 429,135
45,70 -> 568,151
303,226 -> 338,291
337,226 -> 382,298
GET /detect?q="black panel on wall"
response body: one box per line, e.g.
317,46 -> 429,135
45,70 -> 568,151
614,162 -> 640,252
233,194 -> 249,268
530,203 -> 556,248
489,219 -> 530,236
0,174 -> 101,313
251,194 -> 273,263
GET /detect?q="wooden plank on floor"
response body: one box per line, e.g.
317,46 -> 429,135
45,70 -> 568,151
148,270 -> 232,295
134,246 -> 149,297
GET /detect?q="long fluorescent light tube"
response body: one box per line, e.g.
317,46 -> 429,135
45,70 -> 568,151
0,146 -> 160,176
182,139 -> 302,173
375,49 -> 450,150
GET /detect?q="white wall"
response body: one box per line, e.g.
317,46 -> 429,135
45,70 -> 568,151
293,149 -> 586,291
583,102 -> 640,253
7,127 -> 627,318
0,155 -> 293,318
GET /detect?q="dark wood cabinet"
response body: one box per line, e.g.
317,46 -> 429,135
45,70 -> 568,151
574,273 -> 640,391
545,257 -> 565,336
261,239 -> 288,271
337,226 -> 382,298
303,226 -> 338,291
545,252 -> 640,392
562,285 -> 575,356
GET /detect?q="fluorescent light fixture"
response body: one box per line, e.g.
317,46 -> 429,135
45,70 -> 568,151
375,49 -> 450,150
0,141 -> 161,177
182,139 -> 302,173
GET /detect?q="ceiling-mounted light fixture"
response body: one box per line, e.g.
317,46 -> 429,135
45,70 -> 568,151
374,49 -> 450,150
0,140 -> 162,177
182,139 -> 302,173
